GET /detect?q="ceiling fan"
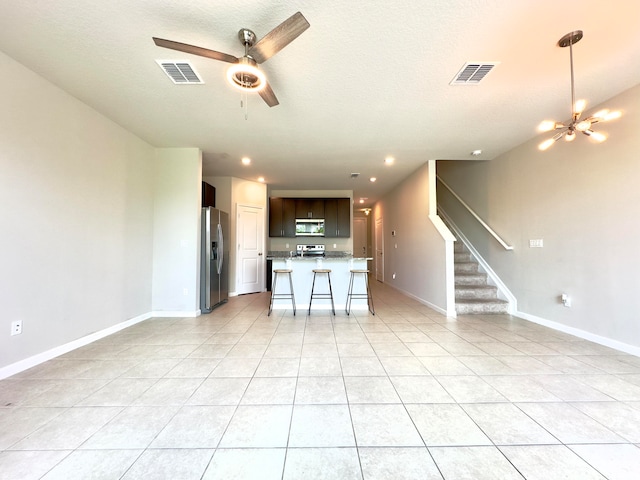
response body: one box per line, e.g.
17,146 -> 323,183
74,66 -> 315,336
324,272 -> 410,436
153,11 -> 310,107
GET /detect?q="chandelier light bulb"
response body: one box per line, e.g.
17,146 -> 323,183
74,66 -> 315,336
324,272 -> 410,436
574,99 -> 586,114
565,131 -> 576,141
538,138 -> 555,151
604,110 -> 622,121
538,121 -> 556,132
589,131 -> 607,142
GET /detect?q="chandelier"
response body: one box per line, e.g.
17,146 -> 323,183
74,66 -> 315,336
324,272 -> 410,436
538,30 -> 621,151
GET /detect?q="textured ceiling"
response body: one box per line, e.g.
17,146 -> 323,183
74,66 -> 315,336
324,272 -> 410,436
1,0 -> 639,206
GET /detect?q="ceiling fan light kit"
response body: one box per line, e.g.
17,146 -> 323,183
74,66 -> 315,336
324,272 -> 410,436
538,30 -> 621,151
153,12 -> 310,107
227,56 -> 266,92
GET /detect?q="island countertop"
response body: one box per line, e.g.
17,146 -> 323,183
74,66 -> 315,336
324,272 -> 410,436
269,256 -> 373,312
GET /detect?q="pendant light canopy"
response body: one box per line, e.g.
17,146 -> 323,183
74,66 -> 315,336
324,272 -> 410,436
538,30 -> 621,151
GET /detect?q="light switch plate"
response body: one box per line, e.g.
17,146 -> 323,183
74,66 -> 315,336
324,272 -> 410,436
529,239 -> 544,248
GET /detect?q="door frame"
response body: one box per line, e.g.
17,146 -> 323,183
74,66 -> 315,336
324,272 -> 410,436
375,216 -> 384,282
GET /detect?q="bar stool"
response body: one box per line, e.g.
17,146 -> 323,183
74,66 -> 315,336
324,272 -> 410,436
308,269 -> 335,315
268,269 -> 296,316
345,269 -> 375,315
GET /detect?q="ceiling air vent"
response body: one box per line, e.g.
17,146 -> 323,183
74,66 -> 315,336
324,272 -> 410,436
450,62 -> 498,85
156,60 -> 204,84
350,173 -> 360,179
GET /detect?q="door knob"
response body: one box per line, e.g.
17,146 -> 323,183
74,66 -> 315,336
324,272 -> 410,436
258,252 -> 263,256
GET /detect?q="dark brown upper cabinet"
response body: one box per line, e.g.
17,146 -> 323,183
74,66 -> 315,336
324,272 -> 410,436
324,198 -> 351,238
269,197 -> 296,237
295,198 -> 325,219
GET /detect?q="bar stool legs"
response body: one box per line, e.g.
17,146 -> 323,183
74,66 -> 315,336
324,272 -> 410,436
345,269 -> 375,315
268,269 -> 296,316
308,269 -> 335,315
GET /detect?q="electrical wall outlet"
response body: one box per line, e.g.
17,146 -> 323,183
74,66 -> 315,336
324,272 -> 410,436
11,320 -> 22,336
183,288 -> 189,296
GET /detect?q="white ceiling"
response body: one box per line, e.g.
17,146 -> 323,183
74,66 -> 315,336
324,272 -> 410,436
1,0 -> 639,206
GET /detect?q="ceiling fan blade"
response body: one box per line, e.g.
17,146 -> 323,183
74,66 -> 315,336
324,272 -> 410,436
153,37 -> 238,64
259,82 -> 279,107
248,12 -> 310,63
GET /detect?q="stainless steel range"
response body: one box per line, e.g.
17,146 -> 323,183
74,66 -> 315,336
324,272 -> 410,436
296,244 -> 325,257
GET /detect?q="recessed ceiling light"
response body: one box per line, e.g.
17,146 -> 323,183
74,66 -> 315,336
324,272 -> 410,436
370,177 -> 377,182
242,157 -> 251,165
257,177 -> 265,183
384,156 -> 394,165
359,199 -> 365,204
471,150 -> 482,156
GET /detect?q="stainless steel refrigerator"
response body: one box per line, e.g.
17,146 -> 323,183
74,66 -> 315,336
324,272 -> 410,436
201,207 -> 229,312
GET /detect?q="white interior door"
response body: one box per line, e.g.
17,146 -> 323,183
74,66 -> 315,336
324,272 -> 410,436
236,204 -> 264,295
353,217 -> 367,258
375,217 -> 384,282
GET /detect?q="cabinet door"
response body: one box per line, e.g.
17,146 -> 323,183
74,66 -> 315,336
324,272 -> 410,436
324,199 -> 338,237
310,199 -> 325,218
336,198 -> 351,237
269,197 -> 284,237
296,198 -> 325,218
282,198 -> 297,237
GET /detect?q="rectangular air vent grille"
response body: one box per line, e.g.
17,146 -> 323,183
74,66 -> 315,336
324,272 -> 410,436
157,60 -> 204,84
450,62 -> 498,85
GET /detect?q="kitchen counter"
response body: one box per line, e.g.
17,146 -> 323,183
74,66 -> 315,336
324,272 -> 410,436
267,251 -> 353,259
269,256 -> 373,312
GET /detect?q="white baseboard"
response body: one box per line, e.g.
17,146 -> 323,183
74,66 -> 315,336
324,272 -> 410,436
516,310 -> 640,357
386,283 -> 451,317
150,310 -> 199,318
0,312 -> 152,380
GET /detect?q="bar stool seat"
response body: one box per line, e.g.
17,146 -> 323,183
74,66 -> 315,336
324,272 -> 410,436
308,269 -> 335,315
345,269 -> 375,315
269,269 -> 296,316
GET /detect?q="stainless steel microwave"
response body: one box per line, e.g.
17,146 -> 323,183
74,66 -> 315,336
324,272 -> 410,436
295,218 -> 325,236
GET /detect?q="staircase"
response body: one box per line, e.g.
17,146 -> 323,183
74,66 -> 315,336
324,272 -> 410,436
454,241 -> 509,315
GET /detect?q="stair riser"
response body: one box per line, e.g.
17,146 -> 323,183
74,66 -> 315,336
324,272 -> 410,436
454,253 -> 473,262
455,263 -> 479,274
455,275 -> 487,286
455,286 -> 498,300
454,243 -> 466,253
456,302 -> 510,315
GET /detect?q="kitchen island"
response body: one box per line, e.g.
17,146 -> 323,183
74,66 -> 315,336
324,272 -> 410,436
269,256 -> 373,312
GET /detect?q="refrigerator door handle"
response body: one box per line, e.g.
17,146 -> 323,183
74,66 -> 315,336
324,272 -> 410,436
217,223 -> 224,274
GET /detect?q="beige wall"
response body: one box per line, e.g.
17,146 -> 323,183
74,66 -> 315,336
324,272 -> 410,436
438,84 -> 640,353
152,148 -> 202,314
0,51 -> 156,372
374,162 -> 451,313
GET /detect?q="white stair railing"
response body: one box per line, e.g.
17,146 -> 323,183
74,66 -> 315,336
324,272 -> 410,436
436,175 -> 514,251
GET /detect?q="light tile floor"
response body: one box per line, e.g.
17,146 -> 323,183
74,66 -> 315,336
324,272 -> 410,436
2,282 -> 640,479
